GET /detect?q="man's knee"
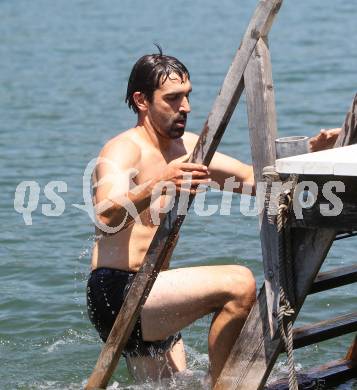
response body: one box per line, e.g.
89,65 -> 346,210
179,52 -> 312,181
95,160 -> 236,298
226,265 -> 256,311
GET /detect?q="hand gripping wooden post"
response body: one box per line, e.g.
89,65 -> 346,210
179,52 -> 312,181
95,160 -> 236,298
85,1 -> 283,388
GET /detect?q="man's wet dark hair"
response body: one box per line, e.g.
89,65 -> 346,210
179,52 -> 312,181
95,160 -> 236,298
125,45 -> 190,113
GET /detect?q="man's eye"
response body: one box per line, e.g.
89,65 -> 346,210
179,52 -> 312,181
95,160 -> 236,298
167,95 -> 179,101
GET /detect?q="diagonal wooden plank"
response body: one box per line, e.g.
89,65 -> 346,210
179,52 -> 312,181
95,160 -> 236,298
244,37 -> 279,337
85,1 -> 283,389
215,94 -> 357,390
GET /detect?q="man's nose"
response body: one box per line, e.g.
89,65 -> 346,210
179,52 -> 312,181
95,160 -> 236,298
180,96 -> 191,113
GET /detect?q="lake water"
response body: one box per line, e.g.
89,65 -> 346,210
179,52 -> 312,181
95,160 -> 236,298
1,0 -> 356,389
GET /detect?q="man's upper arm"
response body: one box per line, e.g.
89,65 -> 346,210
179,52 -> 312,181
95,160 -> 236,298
93,138 -> 141,210
209,151 -> 254,192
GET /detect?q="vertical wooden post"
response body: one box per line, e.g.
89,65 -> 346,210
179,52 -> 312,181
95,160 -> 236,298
245,38 -> 278,180
215,95 -> 357,390
244,37 -> 280,336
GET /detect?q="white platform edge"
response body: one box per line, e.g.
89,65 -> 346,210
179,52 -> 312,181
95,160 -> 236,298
275,144 -> 357,176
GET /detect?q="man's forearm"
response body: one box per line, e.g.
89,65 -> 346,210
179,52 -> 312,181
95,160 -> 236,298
96,180 -> 154,230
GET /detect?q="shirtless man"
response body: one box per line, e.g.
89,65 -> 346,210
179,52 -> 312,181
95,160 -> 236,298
86,50 -> 341,385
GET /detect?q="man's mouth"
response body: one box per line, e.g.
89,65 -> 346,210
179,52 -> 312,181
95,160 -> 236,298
174,115 -> 187,128
175,120 -> 186,128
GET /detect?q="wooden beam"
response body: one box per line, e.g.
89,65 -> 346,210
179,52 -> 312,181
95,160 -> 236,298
266,358 -> 357,390
85,1 -> 284,389
245,37 -> 278,179
305,358 -> 357,386
215,93 -> 357,390
245,36 -> 279,337
288,312 -> 357,350
310,264 -> 357,294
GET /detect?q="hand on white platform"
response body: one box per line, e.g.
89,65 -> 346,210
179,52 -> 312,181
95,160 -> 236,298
309,128 -> 341,152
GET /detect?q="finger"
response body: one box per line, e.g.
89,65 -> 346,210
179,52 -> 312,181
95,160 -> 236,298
180,170 -> 210,178
173,153 -> 191,163
326,128 -> 341,137
192,172 -> 211,179
179,163 -> 209,172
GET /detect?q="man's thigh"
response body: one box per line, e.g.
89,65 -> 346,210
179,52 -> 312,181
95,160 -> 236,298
140,264 -> 250,341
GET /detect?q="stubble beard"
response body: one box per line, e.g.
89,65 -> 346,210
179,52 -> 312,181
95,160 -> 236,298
168,112 -> 187,139
167,124 -> 185,139
154,113 -> 187,140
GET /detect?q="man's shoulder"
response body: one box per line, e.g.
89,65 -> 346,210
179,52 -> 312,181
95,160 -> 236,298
99,128 -> 142,164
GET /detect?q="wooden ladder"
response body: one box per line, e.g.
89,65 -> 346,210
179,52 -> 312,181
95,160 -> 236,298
215,23 -> 357,390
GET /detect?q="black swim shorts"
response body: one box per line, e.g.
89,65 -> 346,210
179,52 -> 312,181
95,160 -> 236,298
86,267 -> 181,357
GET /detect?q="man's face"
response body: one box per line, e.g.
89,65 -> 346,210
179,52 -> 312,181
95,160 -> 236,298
146,73 -> 192,139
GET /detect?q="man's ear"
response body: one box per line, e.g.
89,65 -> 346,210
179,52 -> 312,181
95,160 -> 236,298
133,92 -> 148,113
